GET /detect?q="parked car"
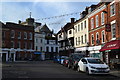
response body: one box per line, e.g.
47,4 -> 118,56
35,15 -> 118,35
60,56 -> 68,64
63,57 -> 69,67
53,56 -> 60,63
67,53 -> 85,70
77,57 -> 110,74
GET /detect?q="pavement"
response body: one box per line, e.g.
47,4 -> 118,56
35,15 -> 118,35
110,69 -> 120,77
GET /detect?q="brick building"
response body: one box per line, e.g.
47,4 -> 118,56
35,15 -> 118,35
1,21 -> 34,62
88,0 -> 120,67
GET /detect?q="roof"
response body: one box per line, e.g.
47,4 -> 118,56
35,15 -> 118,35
57,22 -> 74,34
39,24 -> 52,33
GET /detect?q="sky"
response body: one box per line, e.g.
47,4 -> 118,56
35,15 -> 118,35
0,1 -> 100,33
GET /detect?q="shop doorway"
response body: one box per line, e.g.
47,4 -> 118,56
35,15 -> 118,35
2,53 -> 6,62
11,53 -> 14,61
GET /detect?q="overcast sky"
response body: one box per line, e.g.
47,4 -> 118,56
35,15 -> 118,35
1,1 -> 100,33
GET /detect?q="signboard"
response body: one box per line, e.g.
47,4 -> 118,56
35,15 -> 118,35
105,24 -> 111,32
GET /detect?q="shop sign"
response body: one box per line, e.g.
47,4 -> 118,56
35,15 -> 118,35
105,24 -> 111,32
107,44 -> 116,48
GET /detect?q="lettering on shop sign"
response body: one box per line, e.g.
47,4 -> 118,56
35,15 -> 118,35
107,44 -> 116,48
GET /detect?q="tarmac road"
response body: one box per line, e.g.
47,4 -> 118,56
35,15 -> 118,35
2,60 -> 119,80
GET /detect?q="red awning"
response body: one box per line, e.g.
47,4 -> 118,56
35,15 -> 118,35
99,40 -> 120,51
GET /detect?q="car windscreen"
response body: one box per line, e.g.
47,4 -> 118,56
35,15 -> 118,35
87,59 -> 104,64
74,55 -> 84,60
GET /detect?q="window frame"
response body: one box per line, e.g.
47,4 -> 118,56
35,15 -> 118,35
101,12 -> 104,25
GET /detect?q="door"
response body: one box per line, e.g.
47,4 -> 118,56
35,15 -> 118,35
2,53 -> 6,62
11,53 -> 14,61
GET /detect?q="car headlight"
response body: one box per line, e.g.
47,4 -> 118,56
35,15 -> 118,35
89,65 -> 96,69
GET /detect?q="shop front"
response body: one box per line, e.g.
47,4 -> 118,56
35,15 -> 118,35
75,47 -> 89,56
99,40 -> 120,69
88,45 -> 102,59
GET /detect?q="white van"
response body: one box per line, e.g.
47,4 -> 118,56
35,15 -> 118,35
77,57 -> 110,74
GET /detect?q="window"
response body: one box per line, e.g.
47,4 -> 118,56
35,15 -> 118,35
56,47 -> 58,53
110,3 -> 115,16
18,32 -> 21,39
41,47 -> 42,51
102,30 -> 105,43
91,34 -> 94,45
84,20 -> 86,28
46,46 -> 49,52
2,31 -> 5,38
96,15 -> 99,27
51,47 -> 53,52
30,43 -> 33,49
11,41 -> 14,48
41,39 -> 43,43
81,22 -> 83,30
75,26 -> 77,32
78,25 -> 80,31
17,41 -> 20,48
36,46 -> 38,51
11,30 -> 15,38
69,30 -> 72,34
29,32 -> 32,40
47,40 -> 49,44
24,42 -> 27,49
78,37 -> 80,45
24,32 -> 27,39
96,32 -> 99,44
36,38 -> 38,43
59,35 -> 61,38
81,35 -> 83,44
85,34 -> 87,43
111,23 -> 116,38
101,12 -> 104,25
91,18 -> 94,29
76,38 -> 77,45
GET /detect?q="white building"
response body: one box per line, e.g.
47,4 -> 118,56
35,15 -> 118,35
35,24 -> 59,60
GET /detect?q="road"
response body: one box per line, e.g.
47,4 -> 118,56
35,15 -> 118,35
2,60 -> 119,80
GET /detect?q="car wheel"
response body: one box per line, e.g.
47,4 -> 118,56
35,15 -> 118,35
77,66 -> 80,72
72,65 -> 75,70
68,64 -> 71,69
86,68 -> 89,75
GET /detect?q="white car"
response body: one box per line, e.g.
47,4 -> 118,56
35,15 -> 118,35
77,57 -> 110,74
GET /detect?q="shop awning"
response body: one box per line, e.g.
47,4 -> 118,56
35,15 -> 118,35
34,52 -> 42,54
99,40 -> 120,51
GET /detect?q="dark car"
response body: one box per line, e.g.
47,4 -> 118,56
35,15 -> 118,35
67,53 -> 85,70
63,57 -> 69,67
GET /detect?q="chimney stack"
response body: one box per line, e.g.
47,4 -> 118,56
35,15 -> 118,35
71,18 -> 75,23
